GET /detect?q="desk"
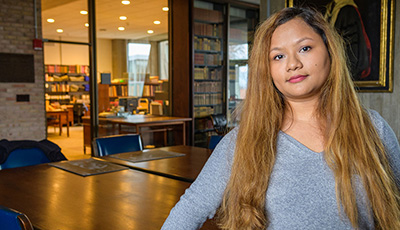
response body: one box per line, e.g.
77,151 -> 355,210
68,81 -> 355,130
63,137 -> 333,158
83,115 -> 192,153
99,145 -> 212,182
0,164 -> 219,230
46,110 -> 70,137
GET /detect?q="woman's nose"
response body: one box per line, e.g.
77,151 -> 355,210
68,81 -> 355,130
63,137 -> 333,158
286,55 -> 303,72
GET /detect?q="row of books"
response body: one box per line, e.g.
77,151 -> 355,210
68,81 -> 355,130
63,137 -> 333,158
45,74 -> 88,82
109,85 -> 128,97
45,82 -> 89,92
45,94 -> 71,100
194,82 -> 222,93
45,64 -> 90,75
194,23 -> 222,37
194,8 -> 223,23
194,67 -> 223,80
194,53 -> 222,66
194,37 -> 221,51
194,105 -> 222,118
142,85 -> 158,97
194,93 -> 222,106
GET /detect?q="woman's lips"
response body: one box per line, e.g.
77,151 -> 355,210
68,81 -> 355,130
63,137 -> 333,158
288,75 -> 307,83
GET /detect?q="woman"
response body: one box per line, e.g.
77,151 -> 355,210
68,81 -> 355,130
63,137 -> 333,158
162,7 -> 400,230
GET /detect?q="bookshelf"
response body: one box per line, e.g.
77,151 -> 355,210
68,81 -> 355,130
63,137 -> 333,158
45,64 -> 90,105
193,1 -> 226,147
189,1 -> 259,147
107,82 -> 162,100
108,83 -> 128,100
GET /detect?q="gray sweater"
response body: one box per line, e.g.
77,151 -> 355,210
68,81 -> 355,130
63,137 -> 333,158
162,110 -> 400,229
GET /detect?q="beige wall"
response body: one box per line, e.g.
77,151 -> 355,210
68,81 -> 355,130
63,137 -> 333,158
44,38 -> 113,79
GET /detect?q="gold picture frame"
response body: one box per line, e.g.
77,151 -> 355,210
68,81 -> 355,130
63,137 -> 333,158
286,0 -> 395,92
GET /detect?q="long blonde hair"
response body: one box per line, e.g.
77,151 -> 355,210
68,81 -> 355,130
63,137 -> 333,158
218,7 -> 400,230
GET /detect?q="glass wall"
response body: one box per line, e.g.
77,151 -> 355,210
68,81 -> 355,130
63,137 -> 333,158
228,6 -> 258,126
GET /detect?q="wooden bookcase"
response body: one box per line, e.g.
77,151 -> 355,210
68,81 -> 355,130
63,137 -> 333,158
171,0 -> 259,147
44,64 -> 90,105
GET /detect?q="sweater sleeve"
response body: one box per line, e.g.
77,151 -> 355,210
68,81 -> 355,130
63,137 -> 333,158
161,128 -> 237,229
368,110 -> 400,187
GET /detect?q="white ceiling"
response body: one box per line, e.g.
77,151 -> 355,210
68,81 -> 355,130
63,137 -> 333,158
41,0 -> 169,41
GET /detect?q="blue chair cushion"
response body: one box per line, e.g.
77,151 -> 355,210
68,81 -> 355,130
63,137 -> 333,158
0,206 -> 25,230
0,148 -> 51,170
95,134 -> 143,157
208,135 -> 223,150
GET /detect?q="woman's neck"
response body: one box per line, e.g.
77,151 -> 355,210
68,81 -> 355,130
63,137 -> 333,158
284,97 -> 320,123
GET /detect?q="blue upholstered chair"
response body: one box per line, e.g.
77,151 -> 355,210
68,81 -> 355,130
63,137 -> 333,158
208,135 -> 223,150
0,139 -> 67,170
93,134 -> 143,157
0,205 -> 33,230
0,148 -> 51,170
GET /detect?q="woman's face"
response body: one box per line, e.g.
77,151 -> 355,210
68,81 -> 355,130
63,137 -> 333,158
269,18 -> 330,102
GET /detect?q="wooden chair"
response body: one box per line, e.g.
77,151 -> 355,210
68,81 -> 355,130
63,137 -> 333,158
0,205 -> 33,230
93,134 -> 143,157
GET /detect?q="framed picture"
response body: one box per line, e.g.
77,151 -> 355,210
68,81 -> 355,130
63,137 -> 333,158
286,0 -> 395,92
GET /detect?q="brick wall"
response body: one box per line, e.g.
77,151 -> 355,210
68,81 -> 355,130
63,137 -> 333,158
0,0 -> 46,140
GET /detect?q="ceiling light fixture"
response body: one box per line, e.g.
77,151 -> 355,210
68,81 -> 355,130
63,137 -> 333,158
85,23 -> 89,27
118,27 -> 125,31
119,16 -> 127,20
153,20 -> 161,25
80,10 -> 88,15
56,29 -> 63,33
47,18 -> 55,23
162,7 -> 169,11
147,30 -> 154,34
121,0 -> 130,5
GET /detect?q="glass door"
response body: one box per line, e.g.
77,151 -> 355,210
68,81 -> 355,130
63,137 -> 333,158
227,6 -> 258,126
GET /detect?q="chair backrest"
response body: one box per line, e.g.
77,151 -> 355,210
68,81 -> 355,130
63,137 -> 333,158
210,114 -> 227,135
0,205 -> 33,230
208,135 -> 223,150
94,134 -> 143,157
0,148 -> 51,170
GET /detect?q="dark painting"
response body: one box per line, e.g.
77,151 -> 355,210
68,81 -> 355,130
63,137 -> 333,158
287,0 -> 394,92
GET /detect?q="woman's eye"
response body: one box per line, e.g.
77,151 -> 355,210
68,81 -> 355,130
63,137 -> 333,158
300,46 -> 311,52
273,54 -> 284,60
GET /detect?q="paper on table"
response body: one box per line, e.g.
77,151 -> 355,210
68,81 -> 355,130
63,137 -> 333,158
108,149 -> 185,163
50,158 -> 128,176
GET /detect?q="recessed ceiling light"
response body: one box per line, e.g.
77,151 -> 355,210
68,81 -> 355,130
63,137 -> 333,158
85,23 -> 89,27
162,7 -> 169,11
119,16 -> 127,20
121,0 -> 130,5
56,29 -> 63,33
80,10 -> 88,15
47,18 -> 55,23
118,27 -> 125,31
147,30 -> 154,34
153,20 -> 161,25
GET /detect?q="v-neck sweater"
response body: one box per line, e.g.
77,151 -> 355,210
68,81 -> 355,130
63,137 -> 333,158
162,110 -> 400,230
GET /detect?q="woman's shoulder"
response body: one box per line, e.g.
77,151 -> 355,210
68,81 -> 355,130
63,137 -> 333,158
366,109 -> 386,130
366,109 -> 399,143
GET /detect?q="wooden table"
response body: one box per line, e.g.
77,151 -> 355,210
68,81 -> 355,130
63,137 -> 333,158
83,115 -> 192,153
46,110 -> 70,137
0,164 -> 219,230
98,145 -> 212,182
